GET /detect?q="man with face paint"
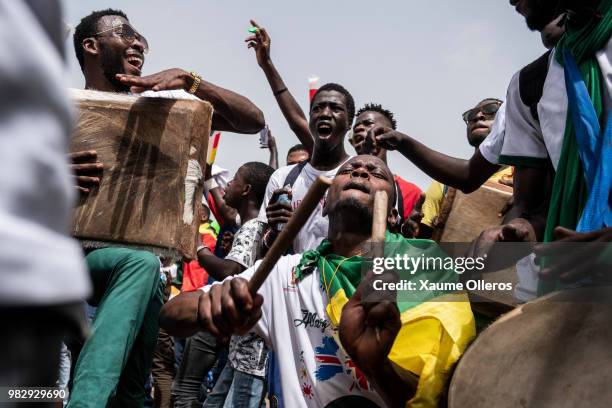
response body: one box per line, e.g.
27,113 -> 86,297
160,155 -> 475,408
67,9 -> 265,408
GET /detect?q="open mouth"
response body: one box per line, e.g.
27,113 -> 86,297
125,53 -> 144,73
317,122 -> 333,138
343,181 -> 370,194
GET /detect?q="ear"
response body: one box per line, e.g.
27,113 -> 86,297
82,37 -> 99,58
242,183 -> 252,197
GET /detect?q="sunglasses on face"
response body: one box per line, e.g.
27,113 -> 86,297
462,101 -> 501,124
95,23 -> 149,54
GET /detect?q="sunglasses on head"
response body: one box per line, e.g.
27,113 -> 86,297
95,23 -> 149,54
462,101 -> 501,124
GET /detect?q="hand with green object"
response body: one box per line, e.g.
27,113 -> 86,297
245,19 -> 271,68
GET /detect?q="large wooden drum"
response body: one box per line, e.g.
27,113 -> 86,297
449,286 -> 612,408
69,89 -> 212,259
437,180 -> 513,243
435,180 -> 517,308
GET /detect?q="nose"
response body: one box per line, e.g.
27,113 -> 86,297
471,109 -> 485,123
350,167 -> 370,179
354,123 -> 366,133
131,37 -> 146,54
319,105 -> 333,119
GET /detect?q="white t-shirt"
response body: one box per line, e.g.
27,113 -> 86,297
0,2 -> 89,305
202,255 -> 386,408
258,160 -> 351,253
493,39 -> 612,169
479,101 -> 508,164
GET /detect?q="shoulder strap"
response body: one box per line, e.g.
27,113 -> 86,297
518,50 -> 552,121
283,161 -> 308,188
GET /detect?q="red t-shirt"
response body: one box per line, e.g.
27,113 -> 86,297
181,230 -> 217,292
394,175 -> 422,220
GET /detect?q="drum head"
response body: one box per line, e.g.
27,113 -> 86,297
449,286 -> 612,408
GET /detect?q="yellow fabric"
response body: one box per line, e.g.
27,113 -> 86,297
327,290 -> 476,407
422,166 -> 513,228
421,181 -> 445,228
487,166 -> 513,184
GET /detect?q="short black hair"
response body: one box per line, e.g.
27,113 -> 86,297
356,103 -> 398,130
287,144 -> 308,156
238,162 -> 275,205
310,83 -> 355,125
73,8 -> 128,71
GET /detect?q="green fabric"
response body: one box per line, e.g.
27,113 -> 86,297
210,220 -> 221,235
539,1 -> 612,295
69,247 -> 164,408
554,1 -> 612,66
296,231 -> 460,313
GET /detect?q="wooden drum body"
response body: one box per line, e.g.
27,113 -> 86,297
436,180 -> 517,308
438,180 -> 513,243
449,286 -> 612,408
69,89 -> 212,259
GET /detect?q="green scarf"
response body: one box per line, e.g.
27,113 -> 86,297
545,0 -> 612,243
295,237 -> 364,299
539,0 -> 611,294
295,231 -> 459,309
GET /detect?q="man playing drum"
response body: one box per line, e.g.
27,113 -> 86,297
68,9 -> 265,407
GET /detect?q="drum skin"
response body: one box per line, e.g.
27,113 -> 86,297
449,286 -> 612,408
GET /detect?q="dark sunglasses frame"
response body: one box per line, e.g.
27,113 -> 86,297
94,23 -> 149,54
462,101 -> 502,124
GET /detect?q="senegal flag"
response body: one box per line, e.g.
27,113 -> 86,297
295,232 -> 476,407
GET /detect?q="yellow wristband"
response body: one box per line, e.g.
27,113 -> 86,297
188,71 -> 202,94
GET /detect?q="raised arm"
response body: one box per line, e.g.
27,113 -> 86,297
245,20 -> 314,153
117,69 -> 265,134
266,130 -> 279,169
369,126 -> 500,193
339,278 -> 416,407
205,165 -> 239,228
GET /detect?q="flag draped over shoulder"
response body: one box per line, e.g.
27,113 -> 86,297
295,232 -> 476,408
539,1 -> 612,294
545,1 -> 612,240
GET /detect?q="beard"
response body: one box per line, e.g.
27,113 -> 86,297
467,131 -> 488,148
328,195 -> 373,234
100,44 -> 130,93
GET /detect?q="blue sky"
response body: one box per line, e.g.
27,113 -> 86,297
63,0 -> 545,189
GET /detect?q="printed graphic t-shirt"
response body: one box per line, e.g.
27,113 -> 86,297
225,218 -> 269,377
201,255 -> 386,408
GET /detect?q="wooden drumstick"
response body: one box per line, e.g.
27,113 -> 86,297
371,191 -> 389,342
371,191 -> 388,257
248,176 -> 332,293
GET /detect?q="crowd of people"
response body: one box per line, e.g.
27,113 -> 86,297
1,0 -> 610,407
